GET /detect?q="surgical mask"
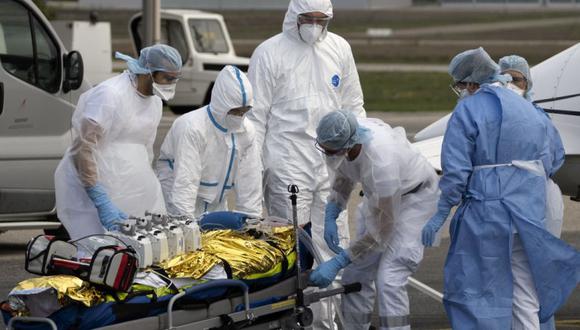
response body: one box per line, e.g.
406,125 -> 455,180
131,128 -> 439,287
152,81 -> 177,101
506,82 -> 525,97
325,154 -> 346,170
224,114 -> 244,132
459,89 -> 471,100
299,24 -> 324,45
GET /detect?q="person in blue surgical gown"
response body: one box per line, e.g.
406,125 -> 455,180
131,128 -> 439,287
421,47 -> 580,329
499,54 -> 568,330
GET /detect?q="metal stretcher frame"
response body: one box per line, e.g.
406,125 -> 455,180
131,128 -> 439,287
4,277 -> 441,330
96,274 -> 359,330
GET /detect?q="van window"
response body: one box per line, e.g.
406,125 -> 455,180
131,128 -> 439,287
160,19 -> 188,64
188,19 -> 229,54
0,0 -> 60,93
132,17 -> 188,65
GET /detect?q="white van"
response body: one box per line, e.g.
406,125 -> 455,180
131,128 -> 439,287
129,10 -> 250,114
0,0 -> 86,233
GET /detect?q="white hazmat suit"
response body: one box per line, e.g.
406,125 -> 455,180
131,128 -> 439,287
329,118 -> 439,330
55,72 -> 166,240
247,1 -> 366,327
156,66 -> 262,218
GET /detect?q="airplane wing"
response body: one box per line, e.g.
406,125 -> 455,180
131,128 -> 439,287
412,136 -> 443,173
412,42 -> 580,197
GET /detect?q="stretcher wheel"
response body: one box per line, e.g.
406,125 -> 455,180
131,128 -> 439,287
296,307 -> 313,327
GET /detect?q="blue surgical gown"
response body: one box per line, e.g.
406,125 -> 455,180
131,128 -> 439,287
438,85 -> 579,328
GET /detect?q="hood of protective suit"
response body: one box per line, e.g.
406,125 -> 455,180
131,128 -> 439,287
282,0 -> 333,43
209,65 -> 254,129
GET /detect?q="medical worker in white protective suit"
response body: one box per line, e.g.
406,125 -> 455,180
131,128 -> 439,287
309,110 -> 439,330
156,65 -> 262,218
247,0 -> 366,327
55,45 -> 182,240
499,55 -> 567,330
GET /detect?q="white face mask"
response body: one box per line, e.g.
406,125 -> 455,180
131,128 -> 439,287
152,82 -> 177,101
506,82 -> 525,97
299,24 -> 324,45
224,114 -> 244,132
325,154 -> 346,170
459,89 -> 472,100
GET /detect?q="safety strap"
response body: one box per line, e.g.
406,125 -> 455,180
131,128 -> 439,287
210,314 -> 237,330
379,315 -> 411,328
343,311 -> 372,325
110,290 -> 163,321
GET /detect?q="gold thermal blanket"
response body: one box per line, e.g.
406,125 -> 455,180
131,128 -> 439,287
162,227 -> 295,279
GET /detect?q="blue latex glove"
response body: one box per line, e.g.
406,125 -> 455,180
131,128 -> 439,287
309,250 -> 351,288
324,202 -> 343,254
85,184 -> 128,230
421,204 -> 452,247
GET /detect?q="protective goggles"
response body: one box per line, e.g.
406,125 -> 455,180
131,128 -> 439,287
297,13 -> 331,28
228,106 -> 253,116
152,72 -> 182,84
510,76 -> 527,84
450,81 -> 478,97
314,128 -> 356,155
315,141 -> 346,156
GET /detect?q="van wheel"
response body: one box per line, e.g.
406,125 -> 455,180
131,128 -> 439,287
44,225 -> 70,240
169,106 -> 196,115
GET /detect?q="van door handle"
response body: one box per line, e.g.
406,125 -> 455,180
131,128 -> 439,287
0,82 -> 3,116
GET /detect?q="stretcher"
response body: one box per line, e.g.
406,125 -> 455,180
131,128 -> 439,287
4,226 -> 360,330
6,274 -> 359,330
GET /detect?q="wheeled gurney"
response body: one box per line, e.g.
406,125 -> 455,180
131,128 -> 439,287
4,228 -> 360,330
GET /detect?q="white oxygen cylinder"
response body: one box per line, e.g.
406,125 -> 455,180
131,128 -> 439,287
148,212 -> 174,260
183,219 -> 201,252
148,233 -> 162,265
153,229 -> 169,263
134,235 -> 153,268
170,223 -> 185,256
133,216 -> 165,265
110,220 -> 153,269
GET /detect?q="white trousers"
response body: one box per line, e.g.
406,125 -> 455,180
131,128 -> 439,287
264,175 -> 349,330
341,203 -> 424,330
539,179 -> 563,330
511,234 -> 540,330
